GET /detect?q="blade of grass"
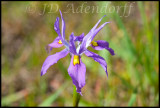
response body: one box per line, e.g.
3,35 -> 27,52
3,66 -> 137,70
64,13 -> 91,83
113,11 -> 136,58
128,93 -> 137,106
39,82 -> 68,106
57,61 -> 70,79
2,89 -> 29,106
138,1 -> 158,87
138,2 -> 152,44
112,71 -> 134,90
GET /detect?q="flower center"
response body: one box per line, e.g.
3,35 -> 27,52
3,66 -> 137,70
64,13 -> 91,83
58,40 -> 62,44
91,41 -> 98,46
73,55 -> 80,66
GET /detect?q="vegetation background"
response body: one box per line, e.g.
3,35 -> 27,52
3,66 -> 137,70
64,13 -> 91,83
1,1 -> 159,106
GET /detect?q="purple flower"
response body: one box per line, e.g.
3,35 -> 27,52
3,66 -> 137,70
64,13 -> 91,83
41,10 -> 114,95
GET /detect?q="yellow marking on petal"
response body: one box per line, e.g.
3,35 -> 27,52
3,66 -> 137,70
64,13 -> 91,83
58,40 -> 62,44
91,41 -> 98,46
73,55 -> 80,66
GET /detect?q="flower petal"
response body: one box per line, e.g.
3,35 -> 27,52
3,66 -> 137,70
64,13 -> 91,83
74,33 -> 84,42
69,33 -> 77,55
79,15 -> 110,54
54,17 -> 61,37
85,22 -> 110,48
91,40 -> 115,55
68,55 -> 86,95
59,10 -> 70,49
90,15 -> 106,32
45,37 -> 63,53
59,10 -> 65,40
84,50 -> 108,77
41,48 -> 69,76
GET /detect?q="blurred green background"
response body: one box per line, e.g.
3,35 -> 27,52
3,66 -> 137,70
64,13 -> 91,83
1,1 -> 159,106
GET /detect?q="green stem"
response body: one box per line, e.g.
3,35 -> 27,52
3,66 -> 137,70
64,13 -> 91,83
73,85 -> 80,107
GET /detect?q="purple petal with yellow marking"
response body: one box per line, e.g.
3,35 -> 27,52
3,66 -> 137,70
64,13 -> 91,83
91,40 -> 115,55
68,55 -> 86,95
45,37 -> 63,53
